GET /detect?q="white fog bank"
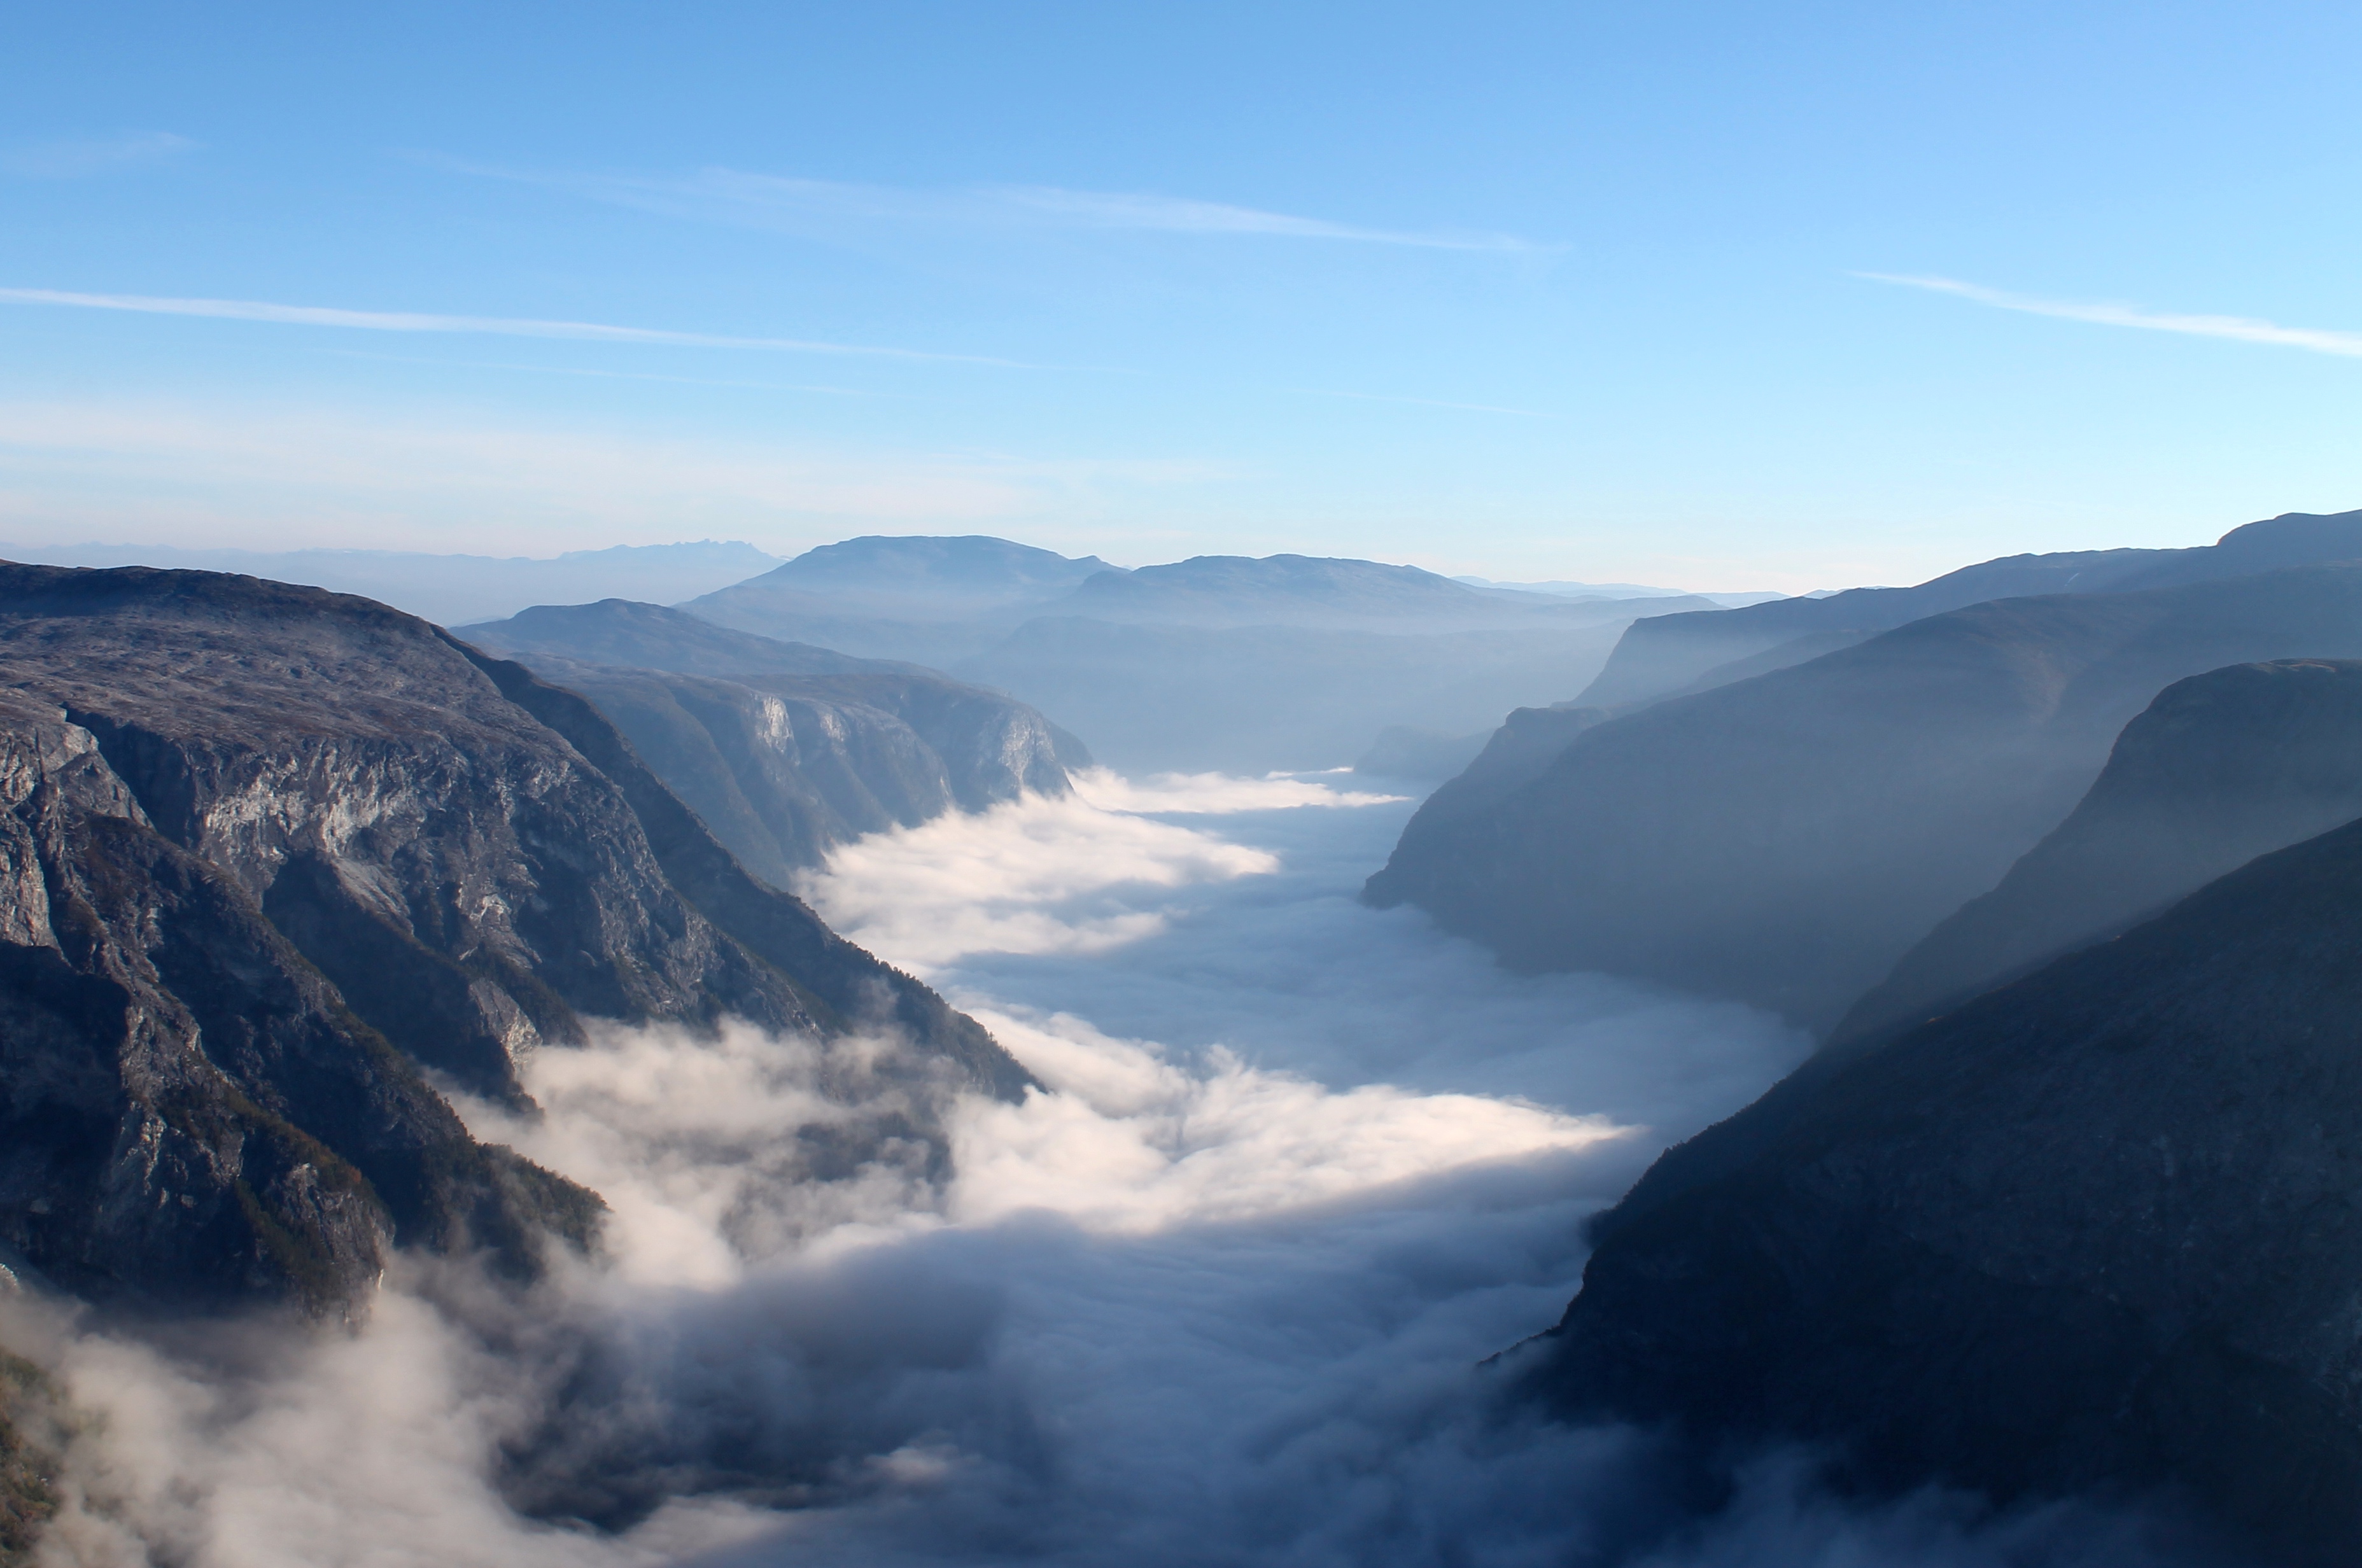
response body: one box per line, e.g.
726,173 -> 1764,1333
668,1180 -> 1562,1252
8,769 -> 2204,1567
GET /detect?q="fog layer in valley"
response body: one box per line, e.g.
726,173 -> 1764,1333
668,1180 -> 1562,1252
4,772 -> 2204,1566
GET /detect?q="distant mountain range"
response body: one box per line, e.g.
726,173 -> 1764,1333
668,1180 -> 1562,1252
0,536 -> 1778,773
1452,575 -> 1792,608
676,542 -> 1727,771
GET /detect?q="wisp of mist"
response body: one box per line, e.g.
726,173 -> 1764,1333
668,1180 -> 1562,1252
2,769 -> 2198,1566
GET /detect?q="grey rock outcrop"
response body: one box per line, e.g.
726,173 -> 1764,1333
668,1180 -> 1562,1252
1525,804 -> 2362,1564
0,564 -> 1029,1313
1367,561 -> 2362,1030
1837,659 -> 2362,1044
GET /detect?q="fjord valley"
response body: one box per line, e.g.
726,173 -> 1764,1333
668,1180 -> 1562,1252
1,505 -> 2361,1564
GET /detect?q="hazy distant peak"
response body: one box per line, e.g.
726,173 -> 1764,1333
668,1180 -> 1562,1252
760,534 -> 1118,599
1071,552 -> 1480,602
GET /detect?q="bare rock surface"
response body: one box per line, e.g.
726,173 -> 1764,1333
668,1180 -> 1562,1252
0,564 -> 1026,1313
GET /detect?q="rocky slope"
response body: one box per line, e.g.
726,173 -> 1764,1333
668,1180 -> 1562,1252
0,564 -> 1027,1313
1836,659 -> 2362,1044
458,600 -> 1083,883
1367,561 -> 2362,1030
1524,804 -> 2362,1564
1577,508 -> 2362,709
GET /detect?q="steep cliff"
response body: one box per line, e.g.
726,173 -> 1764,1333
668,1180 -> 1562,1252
1577,507 -> 2362,710
0,564 -> 1029,1312
1836,659 -> 2362,1044
1367,561 -> 2362,1030
1525,807 -> 2362,1564
458,600 -> 1082,882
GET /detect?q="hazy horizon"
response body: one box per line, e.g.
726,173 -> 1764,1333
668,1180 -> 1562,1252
14,6 -> 2362,592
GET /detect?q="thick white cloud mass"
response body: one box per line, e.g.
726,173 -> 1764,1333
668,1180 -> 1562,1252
4,772 -> 2210,1566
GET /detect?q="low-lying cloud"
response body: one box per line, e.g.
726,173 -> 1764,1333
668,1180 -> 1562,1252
4,771 -> 2207,1565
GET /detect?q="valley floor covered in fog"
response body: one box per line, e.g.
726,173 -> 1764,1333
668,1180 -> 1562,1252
6,773 -> 2202,1567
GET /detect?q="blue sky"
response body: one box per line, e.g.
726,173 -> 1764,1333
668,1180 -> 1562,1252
6,1 -> 2362,590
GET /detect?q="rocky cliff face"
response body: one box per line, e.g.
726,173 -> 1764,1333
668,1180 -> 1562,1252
458,600 -> 1082,883
1524,804 -> 2362,1564
0,564 -> 1029,1313
1577,508 -> 2362,710
1367,561 -> 2362,1030
1836,658 -> 2362,1044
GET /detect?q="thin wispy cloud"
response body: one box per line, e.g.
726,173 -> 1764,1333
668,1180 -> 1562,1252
433,155 -> 1543,253
0,286 -> 1030,365
1859,272 -> 2362,359
1290,388 -> 1552,417
986,185 -> 1536,251
0,131 -> 197,179
327,348 -> 881,395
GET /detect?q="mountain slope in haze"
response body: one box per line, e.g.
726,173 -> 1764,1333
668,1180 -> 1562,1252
1036,554 -> 1717,631
1367,561 -> 2362,1030
738,533 -> 1121,612
1578,508 -> 2362,709
958,617 -> 1640,774
460,601 -> 1083,885
1524,804 -> 2362,1564
680,535 -> 1118,663
682,544 -> 1725,772
0,542 -> 784,629
1454,575 -> 1789,607
0,565 -> 1027,1313
1834,658 -> 2362,1046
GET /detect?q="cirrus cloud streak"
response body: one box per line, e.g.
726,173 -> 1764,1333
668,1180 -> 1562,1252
0,286 -> 1031,365
1860,272 -> 2362,359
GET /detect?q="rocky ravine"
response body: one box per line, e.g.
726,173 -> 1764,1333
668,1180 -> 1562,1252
0,564 -> 1028,1315
459,599 -> 1085,883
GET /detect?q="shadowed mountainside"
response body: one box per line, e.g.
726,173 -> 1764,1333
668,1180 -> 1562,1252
1367,560 -> 2362,1030
460,600 -> 1084,883
0,564 -> 1026,1313
1522,803 -> 2362,1565
1577,508 -> 2362,710
1836,659 -> 2362,1046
